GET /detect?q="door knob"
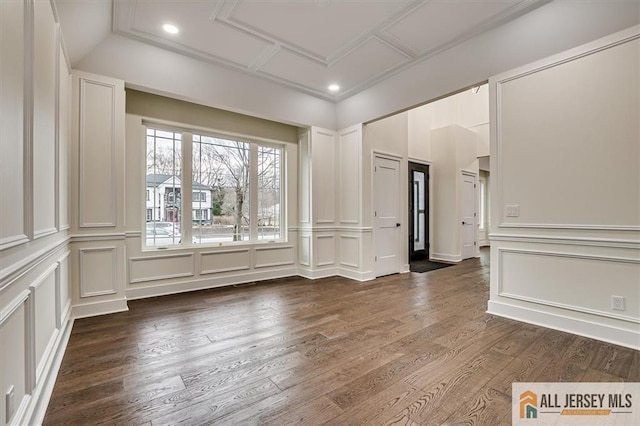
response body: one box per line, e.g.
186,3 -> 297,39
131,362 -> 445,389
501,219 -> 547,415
396,223 -> 401,227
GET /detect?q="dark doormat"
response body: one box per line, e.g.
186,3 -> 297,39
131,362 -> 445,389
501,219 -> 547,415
410,259 -> 453,273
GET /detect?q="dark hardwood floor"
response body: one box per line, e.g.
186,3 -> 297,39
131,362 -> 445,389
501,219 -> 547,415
44,249 -> 638,425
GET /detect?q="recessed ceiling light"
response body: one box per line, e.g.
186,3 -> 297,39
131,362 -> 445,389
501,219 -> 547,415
328,84 -> 340,92
163,24 -> 179,35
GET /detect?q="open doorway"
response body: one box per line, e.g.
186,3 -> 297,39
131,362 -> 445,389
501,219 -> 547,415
408,162 -> 429,261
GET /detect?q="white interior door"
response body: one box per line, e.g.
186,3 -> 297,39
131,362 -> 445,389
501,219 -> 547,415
374,155 -> 401,276
461,172 -> 476,259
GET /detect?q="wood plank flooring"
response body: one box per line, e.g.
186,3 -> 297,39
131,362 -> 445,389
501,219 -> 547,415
44,249 -> 638,425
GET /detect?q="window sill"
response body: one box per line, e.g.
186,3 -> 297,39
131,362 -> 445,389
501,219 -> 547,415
142,239 -> 289,253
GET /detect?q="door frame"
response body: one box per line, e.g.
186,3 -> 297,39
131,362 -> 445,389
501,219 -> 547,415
460,170 -> 478,259
372,151 -> 404,277
408,161 -> 431,262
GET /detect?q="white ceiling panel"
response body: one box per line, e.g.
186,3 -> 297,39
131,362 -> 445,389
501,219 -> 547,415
101,0 -> 549,101
383,0 -> 525,54
327,37 -> 410,93
260,36 -> 409,94
227,0 -> 410,60
259,50 -> 329,92
119,0 -> 271,67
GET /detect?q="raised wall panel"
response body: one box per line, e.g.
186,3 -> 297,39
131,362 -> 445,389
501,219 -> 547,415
299,235 -> 311,266
200,249 -> 250,275
339,235 -> 360,268
57,257 -> 70,326
312,129 -> 335,224
78,78 -> 118,228
315,234 -> 335,267
79,247 -> 117,297
31,268 -> 57,382
254,246 -> 295,269
339,127 -> 361,224
32,0 -> 57,238
58,50 -> 71,230
0,0 -> 27,249
298,131 -> 311,224
129,253 -> 194,284
499,249 -> 640,323
497,37 -> 640,230
0,295 -> 28,425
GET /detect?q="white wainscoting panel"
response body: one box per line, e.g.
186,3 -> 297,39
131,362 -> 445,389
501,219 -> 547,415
57,255 -> 70,328
78,78 -> 118,228
254,245 -> 295,269
339,235 -> 360,268
495,33 -> 640,230
0,294 -> 28,425
58,48 -> 71,231
0,0 -> 27,250
298,130 -> 311,224
30,267 -> 57,382
129,253 -> 194,284
299,235 -> 311,266
32,0 -> 57,239
498,248 -> 640,323
312,129 -> 335,224
339,126 -> 361,224
79,247 -> 117,297
200,248 -> 250,275
315,234 -> 335,267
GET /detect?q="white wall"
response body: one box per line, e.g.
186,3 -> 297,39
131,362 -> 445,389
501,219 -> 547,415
69,70 -> 128,318
408,84 -> 488,164
488,26 -> 640,349
296,124 -> 374,281
0,1 -> 73,424
363,113 -> 410,273
430,125 -> 479,262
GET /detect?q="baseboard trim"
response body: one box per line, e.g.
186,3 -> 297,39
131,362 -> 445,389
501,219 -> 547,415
338,268 -> 375,282
126,267 -> 298,300
22,313 -> 74,426
430,253 -> 462,263
487,300 -> 640,350
297,267 -> 338,280
72,298 -> 129,319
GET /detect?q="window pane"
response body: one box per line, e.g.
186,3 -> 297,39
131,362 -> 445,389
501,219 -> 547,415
146,128 -> 182,247
258,146 -> 282,241
192,134 -> 250,244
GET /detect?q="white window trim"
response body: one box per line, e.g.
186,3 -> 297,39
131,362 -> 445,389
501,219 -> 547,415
143,120 -> 286,250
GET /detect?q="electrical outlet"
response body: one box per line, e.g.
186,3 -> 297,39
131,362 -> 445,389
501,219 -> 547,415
6,385 -> 14,423
611,295 -> 625,311
505,205 -> 520,217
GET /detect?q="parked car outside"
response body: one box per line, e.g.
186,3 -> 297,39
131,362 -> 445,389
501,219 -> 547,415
146,224 -> 180,246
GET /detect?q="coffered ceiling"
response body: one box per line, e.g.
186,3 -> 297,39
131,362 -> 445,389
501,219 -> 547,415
111,0 -> 544,101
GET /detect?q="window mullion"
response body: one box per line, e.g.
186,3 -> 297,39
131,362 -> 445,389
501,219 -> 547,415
182,132 -> 193,245
249,143 -> 258,241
